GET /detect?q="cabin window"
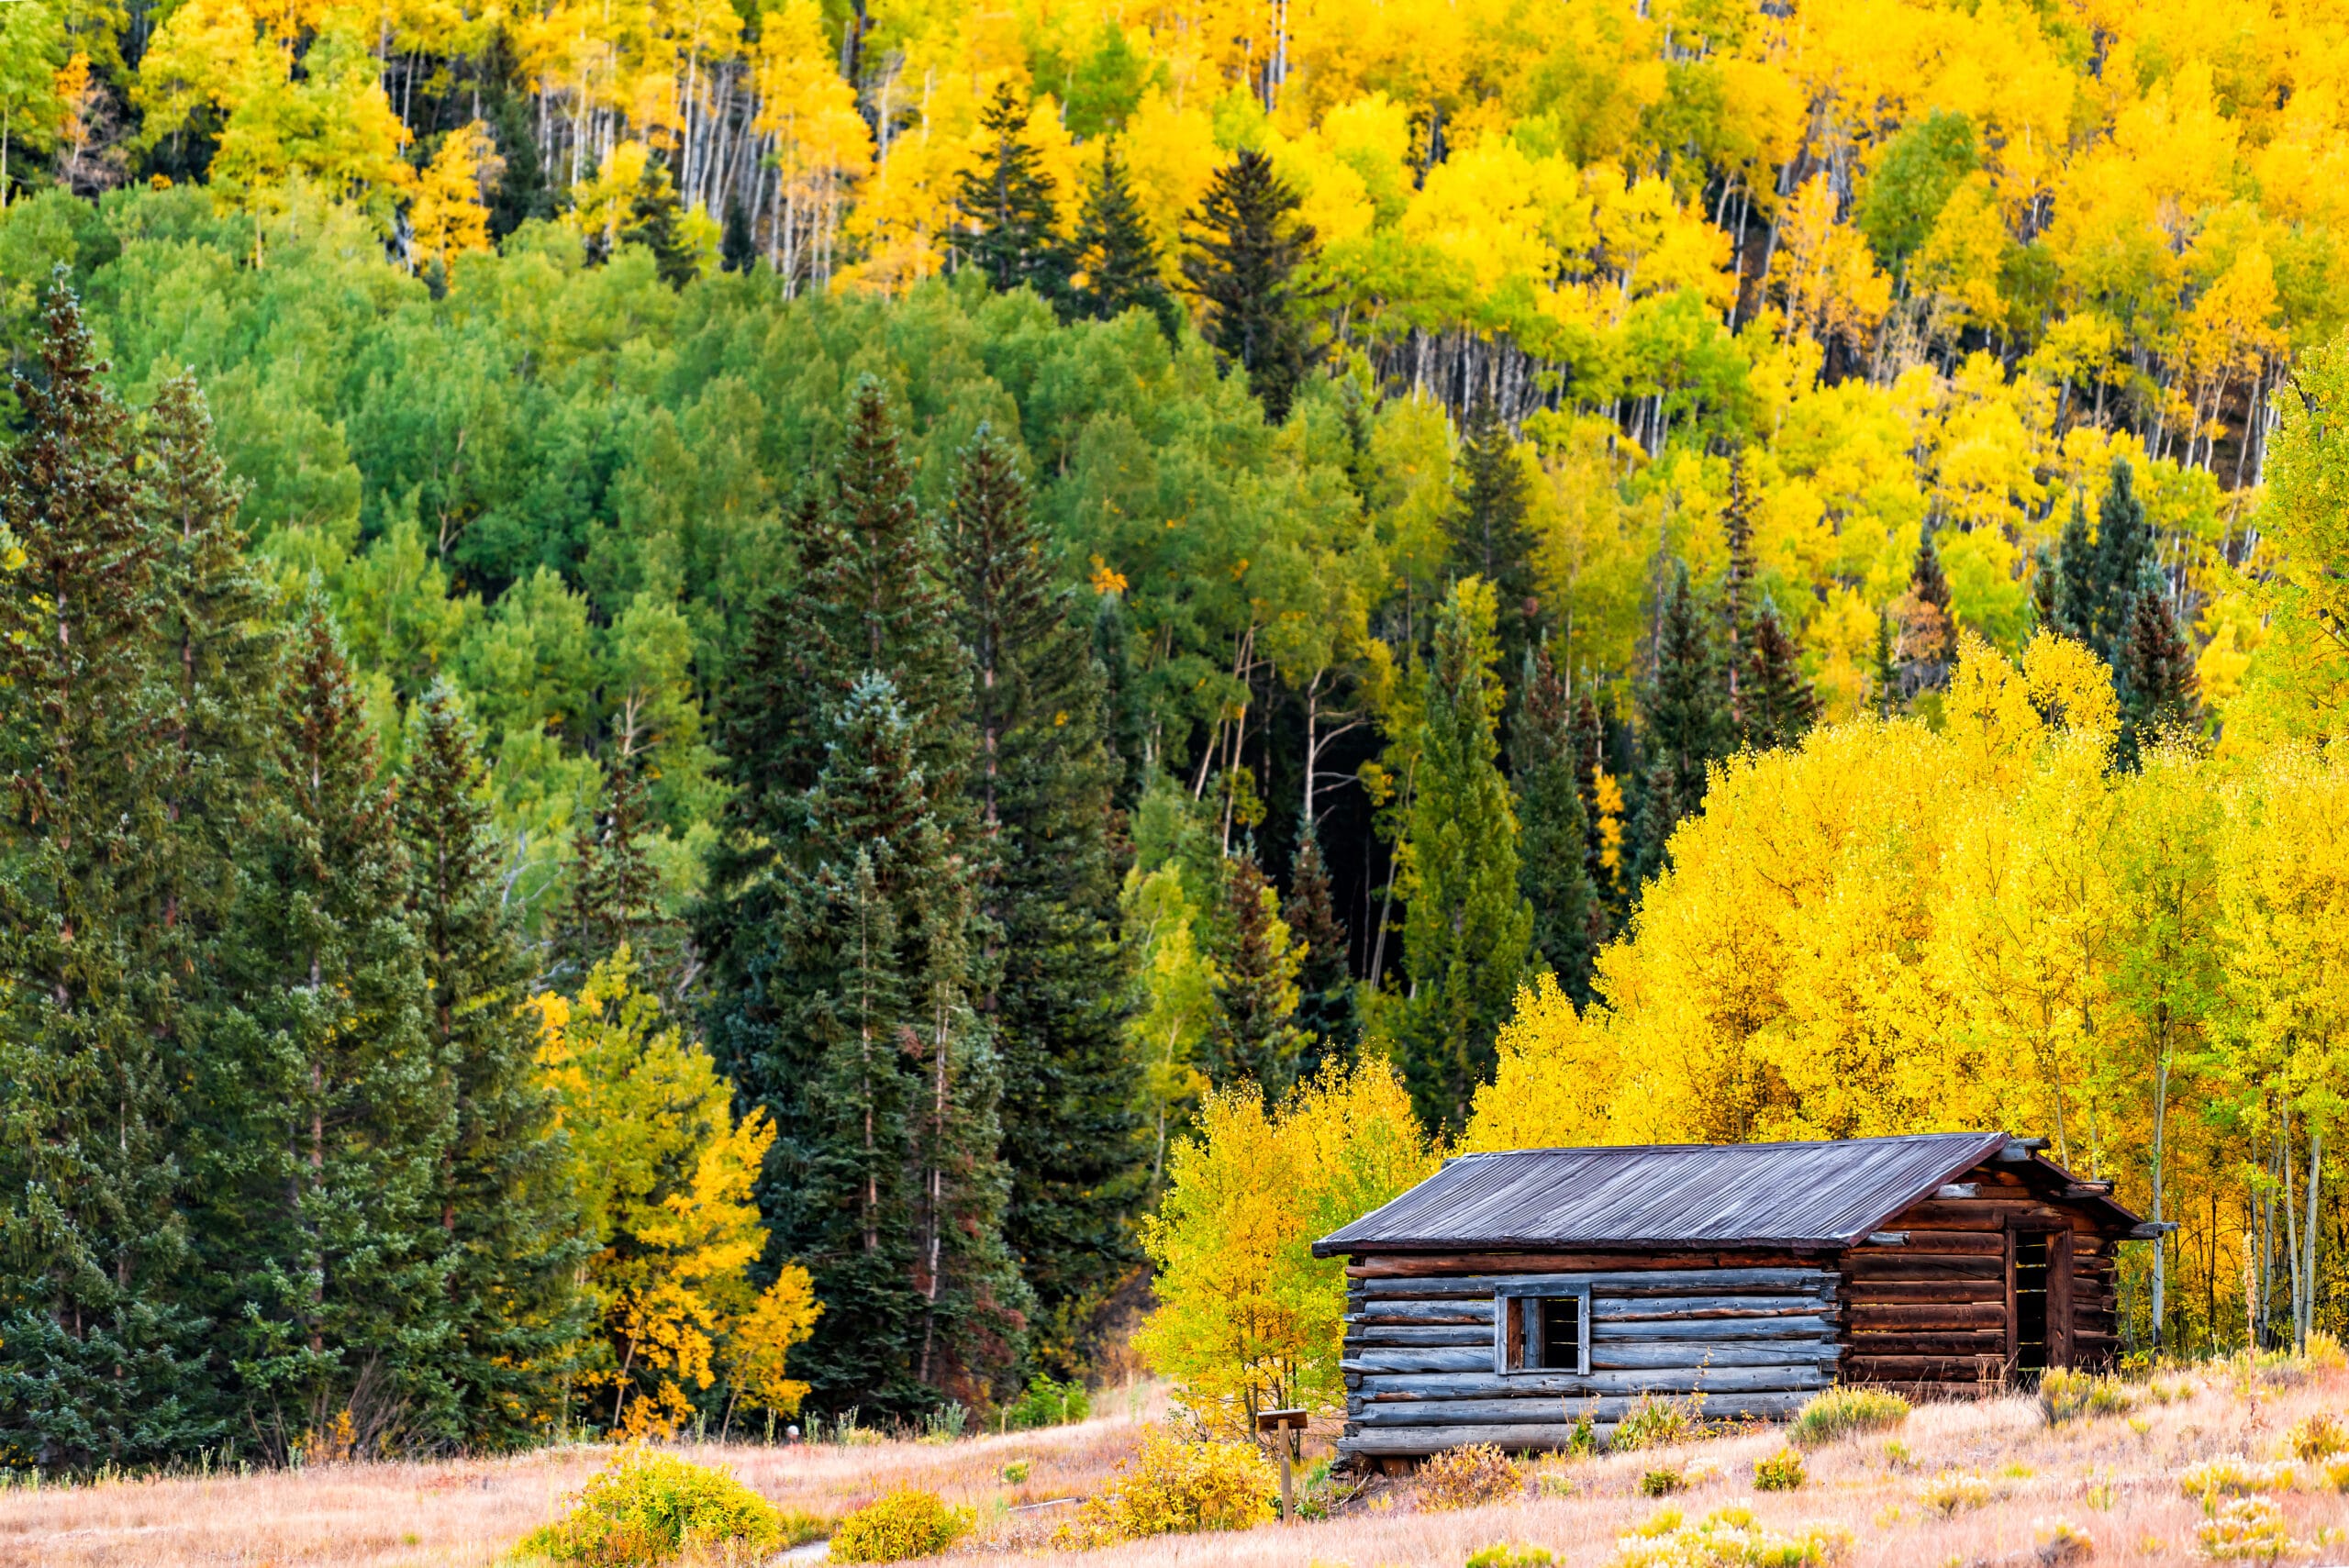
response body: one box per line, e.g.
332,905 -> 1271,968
1494,1284 -> 1591,1376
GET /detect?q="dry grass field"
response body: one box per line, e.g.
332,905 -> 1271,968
2,1362 -> 2344,1568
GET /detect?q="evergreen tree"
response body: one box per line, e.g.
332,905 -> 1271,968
1071,140 -> 1177,339
2089,458 -> 2153,657
556,755 -> 683,997
1897,524 -> 1955,695
2046,492 -> 2097,642
1630,562 -> 1729,884
1281,817 -> 1354,1067
1394,577 -> 1535,1131
1873,609 -> 1899,717
486,90 -> 553,239
0,279 -> 216,1468
1181,148 -> 1320,421
1569,686 -> 1620,934
205,597 -> 458,1457
620,157 -> 698,289
954,83 -> 1072,308
721,199 -> 756,273
1448,394 -> 1540,670
1741,597 -> 1820,751
941,428 -> 1140,1373
1206,851 -> 1309,1097
2117,569 -> 2201,767
1512,644 -> 1598,998
398,684 -> 586,1447
1721,453 -> 1757,729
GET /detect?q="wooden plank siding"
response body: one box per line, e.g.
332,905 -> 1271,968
1337,1257 -> 1842,1457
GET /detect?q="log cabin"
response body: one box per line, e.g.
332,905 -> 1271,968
1312,1131 -> 2162,1464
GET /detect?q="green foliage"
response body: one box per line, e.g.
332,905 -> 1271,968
2039,1370 -> 2141,1427
1614,1505 -> 1852,1568
1856,110 -> 1979,274
827,1489 -> 974,1563
955,84 -> 1072,308
1612,1392 -> 1708,1453
1513,643 -> 1598,996
1642,1467 -> 1690,1496
1467,1545 -> 1557,1567
1787,1387 -> 1909,1450
1182,148 -> 1321,420
1002,1373 -> 1090,1429
1071,143 -> 1177,338
1054,1430 -> 1276,1545
1630,562 -> 1729,884
517,1449 -> 784,1565
1753,1449 -> 1806,1492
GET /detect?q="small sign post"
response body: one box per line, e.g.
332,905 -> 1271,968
1256,1407 -> 1308,1521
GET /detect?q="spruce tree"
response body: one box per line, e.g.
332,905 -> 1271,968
1181,148 -> 1320,420
2047,492 -> 2097,642
954,83 -> 1072,309
1512,645 -> 1598,998
1395,578 -> 1535,1131
557,755 -> 684,998
2117,569 -> 2200,767
1721,454 -> 1757,729
1568,686 -> 1619,935
620,157 -> 699,289
1630,562 -> 1729,884
2089,458 -> 2153,657
0,279 -> 217,1469
1206,851 -> 1309,1097
206,597 -> 458,1457
941,428 -> 1140,1372
1072,140 -> 1178,339
1742,597 -> 1821,751
399,684 -> 586,1447
721,199 -> 756,273
1897,524 -> 1955,695
1281,817 -> 1354,1067
1873,610 -> 1899,717
1449,394 -> 1540,670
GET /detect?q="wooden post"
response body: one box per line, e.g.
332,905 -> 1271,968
1257,1407 -> 1308,1521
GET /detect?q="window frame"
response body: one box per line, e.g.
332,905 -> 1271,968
1492,1281 -> 1593,1377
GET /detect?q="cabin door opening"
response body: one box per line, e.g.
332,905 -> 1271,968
2009,1228 -> 2072,1380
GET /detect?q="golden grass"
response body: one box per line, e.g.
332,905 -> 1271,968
4,1364 -> 2346,1567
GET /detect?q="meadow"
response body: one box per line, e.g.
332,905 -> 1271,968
4,1362 -> 2343,1567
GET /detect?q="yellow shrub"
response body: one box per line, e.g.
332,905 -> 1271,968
828,1490 -> 973,1564
1918,1472 -> 1993,1515
2304,1331 -> 2346,1371
1054,1430 -> 1275,1546
1419,1444 -> 1525,1511
517,1448 -> 784,1565
2196,1496 -> 2307,1561
1788,1388 -> 1909,1449
2041,1369 -> 2140,1425
1753,1449 -> 1806,1492
1613,1393 -> 1709,1452
2288,1413 -> 2345,1462
1612,1505 -> 1851,1567
2182,1457 -> 2298,1509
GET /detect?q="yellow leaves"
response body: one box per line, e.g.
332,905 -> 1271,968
1458,972 -> 1616,1151
407,121 -> 502,272
720,1267 -> 822,1418
1767,176 -> 1891,357
1087,555 -> 1129,595
1909,173 -> 2010,336
1946,630 -> 2114,781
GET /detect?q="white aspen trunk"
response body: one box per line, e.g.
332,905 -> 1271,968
2281,1101 -> 2302,1352
2303,1126 -> 2324,1350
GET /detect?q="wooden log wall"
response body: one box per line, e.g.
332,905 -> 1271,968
1337,1255 -> 1842,1457
1837,1162 -> 2124,1397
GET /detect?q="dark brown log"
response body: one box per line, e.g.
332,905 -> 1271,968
1594,1316 -> 1834,1342
1888,1201 -> 2084,1230
1845,1280 -> 2004,1305
1836,1378 -> 1995,1401
1840,1354 -> 2005,1379
1842,1331 -> 2006,1357
1848,1303 -> 2008,1330
1844,1255 -> 2002,1281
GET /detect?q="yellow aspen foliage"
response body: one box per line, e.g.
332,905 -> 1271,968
406,120 -> 502,272
751,0 -> 873,286
1767,176 -> 1891,357
1458,972 -> 1616,1151
531,950 -> 794,1440
1134,1058 -> 1432,1436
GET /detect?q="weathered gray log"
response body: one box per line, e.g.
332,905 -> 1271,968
1591,1340 -> 1841,1370
1351,1390 -> 1814,1426
1347,1301 -> 1495,1326
1353,1366 -> 1831,1400
1594,1294 -> 1832,1321
1340,1348 -> 1490,1374
1345,1325 -> 1492,1349
1340,1424 -> 1620,1454
1356,1268 -> 1830,1299
1591,1315 -> 1832,1341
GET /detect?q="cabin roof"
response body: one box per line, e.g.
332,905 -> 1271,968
1311,1131 -> 2136,1257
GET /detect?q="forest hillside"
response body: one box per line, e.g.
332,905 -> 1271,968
0,0 -> 2343,1472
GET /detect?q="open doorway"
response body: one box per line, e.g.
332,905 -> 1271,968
2009,1228 -> 2072,1381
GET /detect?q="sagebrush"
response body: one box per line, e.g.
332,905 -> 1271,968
826,1489 -> 973,1563
515,1449 -> 783,1566
1053,1429 -> 1275,1546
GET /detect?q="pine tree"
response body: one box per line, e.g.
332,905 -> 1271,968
2047,492 -> 2098,642
0,278 -> 217,1469
941,428 -> 1140,1373
1873,609 -> 1900,717
2089,458 -> 2153,657
399,684 -> 586,1447
721,199 -> 755,273
2117,568 -> 2200,767
1742,597 -> 1821,751
1394,577 -> 1535,1131
1206,851 -> 1309,1097
1896,524 -> 1955,695
621,157 -> 698,289
1721,453 -> 1757,729
557,754 -> 684,998
1181,148 -> 1320,421
1072,140 -> 1178,339
1449,394 -> 1540,670
1631,562 -> 1729,884
206,596 -> 458,1458
1281,817 -> 1354,1067
1568,686 -> 1620,933
954,83 -> 1072,309
1512,644 -> 1598,998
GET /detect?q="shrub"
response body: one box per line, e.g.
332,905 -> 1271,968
1467,1547 -> 1557,1568
2321,1457 -> 2349,1494
1787,1387 -> 1909,1450
999,1459 -> 1030,1485
1004,1373 -> 1091,1430
518,1448 -> 785,1566
1614,1393 -> 1708,1453
1753,1450 -> 1806,1492
1053,1430 -> 1275,1546
1419,1444 -> 1525,1511
2182,1458 -> 2298,1509
1641,1466 -> 1688,1497
828,1490 -> 974,1564
2196,1496 -> 2308,1561
2305,1330 -> 2347,1371
2035,1520 -> 2096,1566
2041,1369 -> 2140,1425
2288,1413 -> 2345,1462
1918,1472 -> 1993,1516
1612,1505 -> 1852,1568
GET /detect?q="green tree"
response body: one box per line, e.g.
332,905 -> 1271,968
1631,562 -> 1728,884
1182,148 -> 1320,421
398,683 -> 587,1447
618,156 -> 698,289
2117,572 -> 2200,766
1741,598 -> 1820,751
0,0 -> 66,209
1512,644 -> 1598,999
940,427 -> 1140,1374
953,83 -> 1071,309
1448,394 -> 1540,670
1898,524 -> 1955,695
557,755 -> 683,998
0,279 -> 216,1469
1206,851 -> 1308,1098
2088,459 -> 2154,659
1281,818 -> 1354,1067
1071,141 -> 1178,339
1392,577 -> 1535,1131
1855,109 -> 1978,277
